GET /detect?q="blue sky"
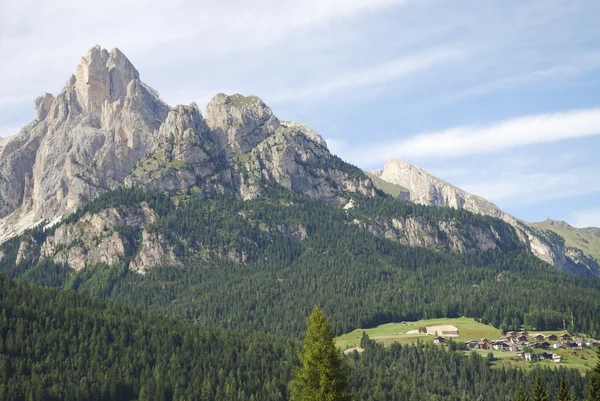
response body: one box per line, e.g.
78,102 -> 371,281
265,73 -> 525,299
1,0 -> 600,226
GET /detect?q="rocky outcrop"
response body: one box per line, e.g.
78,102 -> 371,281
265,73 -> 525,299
205,94 -> 279,156
234,122 -> 377,202
34,94 -> 55,121
129,230 -> 181,273
40,204 -> 157,271
125,103 -> 223,192
355,216 -> 511,254
375,159 -> 600,277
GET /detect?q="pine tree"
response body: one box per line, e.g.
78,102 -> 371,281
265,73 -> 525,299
532,373 -> 550,401
515,385 -> 530,401
588,348 -> 600,401
290,306 -> 351,401
557,378 -> 572,401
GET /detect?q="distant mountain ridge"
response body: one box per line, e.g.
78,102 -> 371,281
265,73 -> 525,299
371,159 -> 600,277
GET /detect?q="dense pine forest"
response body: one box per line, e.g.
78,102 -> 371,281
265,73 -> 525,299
2,188 -> 600,338
0,273 -> 594,401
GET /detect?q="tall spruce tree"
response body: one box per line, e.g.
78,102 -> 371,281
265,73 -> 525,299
291,306 -> 351,401
588,348 -> 600,401
532,373 -> 550,401
557,378 -> 572,401
516,385 -> 530,401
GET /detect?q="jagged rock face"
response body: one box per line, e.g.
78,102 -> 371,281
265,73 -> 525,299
129,230 -> 181,273
125,103 -> 223,192
356,216 -> 510,253
378,160 -> 510,221
205,94 -> 280,155
0,45 -> 169,235
40,204 -> 157,271
376,159 -> 600,277
235,123 -> 377,201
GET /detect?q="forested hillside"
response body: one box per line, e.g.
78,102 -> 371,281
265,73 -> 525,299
0,273 -> 591,401
2,188 -> 600,338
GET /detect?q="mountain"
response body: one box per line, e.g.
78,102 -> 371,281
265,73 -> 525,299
1,45 -> 598,279
372,159 -> 600,277
0,45 -> 535,274
0,45 -> 376,244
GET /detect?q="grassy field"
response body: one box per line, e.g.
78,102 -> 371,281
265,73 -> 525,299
533,219 -> 600,263
336,317 -> 503,348
335,316 -> 599,373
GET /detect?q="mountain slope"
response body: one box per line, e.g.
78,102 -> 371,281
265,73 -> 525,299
0,272 -> 588,400
533,219 -> 600,264
373,159 -> 600,277
0,45 -> 597,279
0,272 -> 295,400
3,188 -> 600,339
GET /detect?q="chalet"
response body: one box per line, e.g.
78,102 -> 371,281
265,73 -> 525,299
553,343 -> 562,349
576,340 -> 586,348
560,333 -> 572,341
518,331 -> 529,337
517,335 -> 529,342
545,334 -> 558,341
509,344 -> 521,352
568,342 -> 579,349
532,334 -> 545,341
586,341 -> 598,347
516,351 -> 525,359
478,339 -> 490,350
492,341 -> 509,351
506,331 -> 517,338
540,342 -> 551,350
539,352 -> 553,360
434,337 -> 448,345
465,340 -> 479,349
553,354 -> 562,363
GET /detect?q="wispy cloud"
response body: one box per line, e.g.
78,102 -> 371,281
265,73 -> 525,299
461,170 -> 600,206
265,47 -> 467,103
344,107 -> 600,166
441,52 -> 600,102
570,209 -> 600,228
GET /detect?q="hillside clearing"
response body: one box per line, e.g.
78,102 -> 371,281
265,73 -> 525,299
336,317 -> 501,348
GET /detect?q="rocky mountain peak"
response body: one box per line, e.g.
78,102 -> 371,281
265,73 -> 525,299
378,159 -> 469,209
74,45 -> 140,115
205,93 -> 280,155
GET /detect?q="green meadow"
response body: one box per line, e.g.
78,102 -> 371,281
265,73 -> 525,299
336,317 -> 502,348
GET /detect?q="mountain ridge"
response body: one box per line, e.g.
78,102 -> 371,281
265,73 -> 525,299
372,159 -> 600,277
0,45 -> 376,244
0,45 -> 597,277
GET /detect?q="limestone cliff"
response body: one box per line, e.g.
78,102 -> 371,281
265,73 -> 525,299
374,159 -> 600,277
0,45 -> 169,243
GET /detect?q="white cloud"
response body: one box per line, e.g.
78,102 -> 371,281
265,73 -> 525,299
570,209 -> 600,228
265,47 -> 466,103
460,170 -> 600,207
347,107 -> 600,166
441,52 -> 600,102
